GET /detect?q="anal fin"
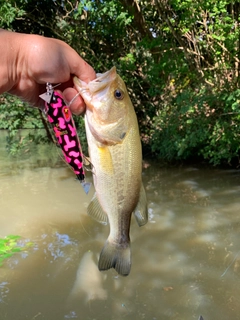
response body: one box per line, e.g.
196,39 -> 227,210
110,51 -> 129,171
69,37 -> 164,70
133,183 -> 148,227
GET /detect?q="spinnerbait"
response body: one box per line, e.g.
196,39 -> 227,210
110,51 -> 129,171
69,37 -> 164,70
39,83 -> 91,194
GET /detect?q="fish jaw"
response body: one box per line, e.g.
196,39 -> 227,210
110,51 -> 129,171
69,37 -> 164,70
73,67 -> 117,115
74,67 -> 117,95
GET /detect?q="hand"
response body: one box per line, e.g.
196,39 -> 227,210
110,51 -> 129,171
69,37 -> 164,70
0,30 -> 96,114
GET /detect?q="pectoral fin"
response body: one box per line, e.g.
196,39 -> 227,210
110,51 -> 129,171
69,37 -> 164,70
97,145 -> 114,174
133,183 -> 148,227
87,193 -> 108,225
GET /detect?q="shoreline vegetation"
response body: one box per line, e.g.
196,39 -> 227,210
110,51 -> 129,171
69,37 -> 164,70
0,0 -> 239,167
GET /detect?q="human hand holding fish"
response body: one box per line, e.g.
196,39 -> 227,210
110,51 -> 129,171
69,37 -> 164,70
0,29 -> 96,114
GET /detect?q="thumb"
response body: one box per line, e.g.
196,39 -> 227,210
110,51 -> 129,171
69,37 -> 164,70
63,44 -> 96,83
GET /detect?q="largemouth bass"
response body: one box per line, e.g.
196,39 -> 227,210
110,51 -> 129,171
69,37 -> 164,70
74,67 -> 148,276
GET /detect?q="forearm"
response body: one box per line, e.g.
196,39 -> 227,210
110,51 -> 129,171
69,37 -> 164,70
0,29 -> 22,94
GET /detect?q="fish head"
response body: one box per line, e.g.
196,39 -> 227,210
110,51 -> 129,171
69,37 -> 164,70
74,67 -> 133,144
74,67 -> 129,124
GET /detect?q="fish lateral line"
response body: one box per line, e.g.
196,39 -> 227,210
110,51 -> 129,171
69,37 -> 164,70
39,83 -> 91,194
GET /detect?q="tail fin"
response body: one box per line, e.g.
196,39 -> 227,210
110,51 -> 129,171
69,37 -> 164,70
98,240 -> 131,276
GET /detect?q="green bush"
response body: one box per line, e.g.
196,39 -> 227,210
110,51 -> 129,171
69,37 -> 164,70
0,0 -> 240,166
151,88 -> 240,165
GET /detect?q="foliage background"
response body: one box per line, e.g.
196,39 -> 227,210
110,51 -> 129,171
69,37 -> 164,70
0,0 -> 239,166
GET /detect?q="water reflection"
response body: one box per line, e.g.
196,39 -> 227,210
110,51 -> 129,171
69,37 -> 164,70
0,281 -> 9,303
0,131 -> 240,319
69,250 -> 107,302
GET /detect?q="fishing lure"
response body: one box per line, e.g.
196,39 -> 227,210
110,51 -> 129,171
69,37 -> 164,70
39,83 -> 91,194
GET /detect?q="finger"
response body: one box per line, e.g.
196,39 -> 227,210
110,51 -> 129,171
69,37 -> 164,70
73,59 -> 96,83
63,87 -> 86,115
62,45 -> 96,83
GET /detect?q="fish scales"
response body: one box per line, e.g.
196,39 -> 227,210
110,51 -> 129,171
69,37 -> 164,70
74,67 -> 148,276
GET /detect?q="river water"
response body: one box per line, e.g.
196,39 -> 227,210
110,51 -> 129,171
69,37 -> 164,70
0,130 -> 240,320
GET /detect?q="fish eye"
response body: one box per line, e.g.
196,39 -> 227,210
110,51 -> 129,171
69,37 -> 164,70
114,89 -> 124,100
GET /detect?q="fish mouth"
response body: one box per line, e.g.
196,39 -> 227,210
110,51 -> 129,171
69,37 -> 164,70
88,66 -> 117,94
95,66 -> 117,84
74,67 -> 117,94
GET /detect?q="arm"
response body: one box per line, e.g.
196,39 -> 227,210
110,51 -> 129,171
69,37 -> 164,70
0,29 -> 95,114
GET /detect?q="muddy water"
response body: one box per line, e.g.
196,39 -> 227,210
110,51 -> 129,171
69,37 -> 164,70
0,131 -> 240,320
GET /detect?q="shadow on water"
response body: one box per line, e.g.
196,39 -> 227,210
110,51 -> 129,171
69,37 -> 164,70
0,131 -> 240,319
